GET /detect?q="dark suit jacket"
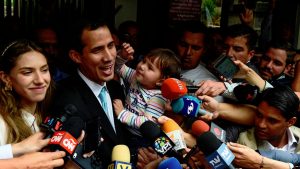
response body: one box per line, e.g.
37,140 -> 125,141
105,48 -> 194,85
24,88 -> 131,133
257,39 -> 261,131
50,74 -> 129,168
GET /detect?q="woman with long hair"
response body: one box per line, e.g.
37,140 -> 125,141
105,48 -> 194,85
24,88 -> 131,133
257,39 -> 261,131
0,39 -> 53,157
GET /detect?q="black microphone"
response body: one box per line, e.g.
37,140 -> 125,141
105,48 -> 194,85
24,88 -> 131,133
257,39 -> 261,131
44,104 -> 100,169
140,121 -> 175,156
48,116 -> 100,169
197,132 -> 235,169
41,104 -> 78,138
140,121 -> 186,163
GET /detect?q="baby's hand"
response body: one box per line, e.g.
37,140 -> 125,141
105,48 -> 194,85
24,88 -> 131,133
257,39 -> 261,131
113,99 -> 124,116
119,43 -> 134,60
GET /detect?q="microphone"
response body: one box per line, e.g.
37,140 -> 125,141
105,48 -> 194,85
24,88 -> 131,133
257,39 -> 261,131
191,120 -> 210,136
41,104 -> 78,138
107,145 -> 132,169
157,157 -> 183,169
191,120 -> 226,143
210,123 -> 226,143
197,132 -> 235,169
171,95 -> 212,117
48,116 -> 98,169
48,131 -> 79,155
161,78 -> 187,100
44,104 -> 99,169
140,121 -> 176,156
161,118 -> 187,152
258,149 -> 300,165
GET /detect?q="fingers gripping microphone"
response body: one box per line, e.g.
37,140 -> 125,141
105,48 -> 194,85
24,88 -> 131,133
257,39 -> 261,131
161,119 -> 187,152
107,145 -> 132,169
158,157 -> 183,169
197,132 -> 235,169
161,78 -> 188,100
171,95 -> 212,117
45,105 -> 98,169
49,116 -> 97,169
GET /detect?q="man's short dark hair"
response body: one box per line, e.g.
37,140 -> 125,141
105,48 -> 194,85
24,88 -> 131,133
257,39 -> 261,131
68,18 -> 108,53
260,85 -> 299,120
264,40 -> 294,64
226,24 -> 258,51
176,21 -> 208,47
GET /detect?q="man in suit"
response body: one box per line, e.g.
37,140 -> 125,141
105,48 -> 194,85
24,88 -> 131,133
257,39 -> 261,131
50,18 -> 134,168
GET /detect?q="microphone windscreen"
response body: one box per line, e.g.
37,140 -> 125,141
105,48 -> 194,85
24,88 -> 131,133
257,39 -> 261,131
64,104 -> 79,115
171,95 -> 201,117
60,104 -> 80,123
161,119 -> 181,133
111,145 -> 130,163
197,132 -> 222,155
61,116 -> 84,138
191,120 -> 210,136
140,121 -> 161,141
158,157 -> 182,169
161,78 -> 187,100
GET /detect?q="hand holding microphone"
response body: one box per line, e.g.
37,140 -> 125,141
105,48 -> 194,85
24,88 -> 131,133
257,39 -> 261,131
140,121 -> 176,156
43,104 -> 98,169
11,132 -> 50,157
197,132 -> 235,169
160,118 -> 187,152
171,95 -> 213,118
47,117 -> 97,169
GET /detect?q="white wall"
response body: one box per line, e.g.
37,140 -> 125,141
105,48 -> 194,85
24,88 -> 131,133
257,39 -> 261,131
115,0 -> 137,29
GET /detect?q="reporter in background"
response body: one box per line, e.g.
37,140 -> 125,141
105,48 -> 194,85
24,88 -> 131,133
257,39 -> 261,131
197,40 -> 295,102
199,85 -> 300,168
0,40 -> 53,158
173,21 -> 224,102
292,50 -> 300,92
196,24 -> 258,98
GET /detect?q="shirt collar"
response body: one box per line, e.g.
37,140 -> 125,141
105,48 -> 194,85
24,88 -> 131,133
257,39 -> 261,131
78,69 -> 106,98
258,127 -> 297,152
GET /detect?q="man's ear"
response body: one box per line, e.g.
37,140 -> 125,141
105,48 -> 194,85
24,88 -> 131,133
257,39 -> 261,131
287,117 -> 297,127
69,50 -> 82,64
284,64 -> 293,73
248,49 -> 255,61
